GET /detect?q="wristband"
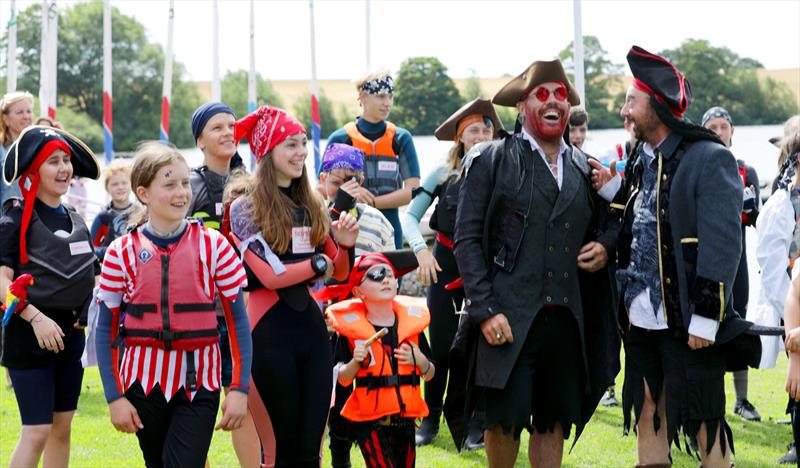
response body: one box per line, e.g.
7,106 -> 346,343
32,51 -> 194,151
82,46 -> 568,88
28,311 -> 41,323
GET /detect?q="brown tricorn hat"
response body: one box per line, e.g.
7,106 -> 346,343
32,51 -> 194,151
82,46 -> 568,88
492,59 -> 580,107
434,98 -> 504,142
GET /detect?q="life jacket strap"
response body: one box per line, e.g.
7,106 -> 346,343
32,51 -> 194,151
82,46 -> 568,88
355,374 -> 420,390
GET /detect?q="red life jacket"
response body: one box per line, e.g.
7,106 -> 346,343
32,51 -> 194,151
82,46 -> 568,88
738,163 -> 751,225
122,222 -> 218,351
327,296 -> 430,422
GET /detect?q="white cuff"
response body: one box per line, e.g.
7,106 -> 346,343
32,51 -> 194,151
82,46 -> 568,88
688,314 -> 720,342
597,175 -> 622,202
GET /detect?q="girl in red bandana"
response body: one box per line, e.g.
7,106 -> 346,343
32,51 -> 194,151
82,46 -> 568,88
229,106 -> 359,467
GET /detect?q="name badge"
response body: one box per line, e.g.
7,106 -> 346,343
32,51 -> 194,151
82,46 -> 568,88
377,161 -> 397,173
69,240 -> 92,256
216,202 -> 224,216
291,227 -> 314,254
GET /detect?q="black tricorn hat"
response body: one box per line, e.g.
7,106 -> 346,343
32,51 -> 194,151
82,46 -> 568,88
492,59 -> 580,107
3,125 -> 100,186
434,98 -> 504,142
627,45 -> 692,118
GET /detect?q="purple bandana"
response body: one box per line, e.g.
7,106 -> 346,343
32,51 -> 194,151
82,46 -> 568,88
321,143 -> 365,173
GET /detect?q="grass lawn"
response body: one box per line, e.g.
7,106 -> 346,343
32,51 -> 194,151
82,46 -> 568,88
0,353 -> 793,467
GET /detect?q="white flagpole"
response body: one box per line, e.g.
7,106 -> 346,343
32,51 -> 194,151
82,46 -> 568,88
211,0 -> 220,101
103,0 -> 113,162
309,0 -> 321,175
247,0 -> 256,169
365,0 -> 370,71
573,0 -> 585,109
6,0 -> 17,93
160,0 -> 174,142
39,0 -> 57,119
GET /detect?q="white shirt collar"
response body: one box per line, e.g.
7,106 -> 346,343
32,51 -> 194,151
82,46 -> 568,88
520,127 -> 569,188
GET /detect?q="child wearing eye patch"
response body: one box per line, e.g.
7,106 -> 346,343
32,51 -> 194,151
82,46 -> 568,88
316,251 -> 434,468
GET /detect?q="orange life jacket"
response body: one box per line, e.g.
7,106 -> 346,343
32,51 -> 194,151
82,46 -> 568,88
122,222 -> 218,351
327,295 -> 430,422
343,121 -> 401,196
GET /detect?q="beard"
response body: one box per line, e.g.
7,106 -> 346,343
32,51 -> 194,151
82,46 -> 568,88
523,104 -> 568,143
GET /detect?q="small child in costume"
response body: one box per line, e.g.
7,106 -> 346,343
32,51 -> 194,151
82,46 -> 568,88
318,251 -> 435,468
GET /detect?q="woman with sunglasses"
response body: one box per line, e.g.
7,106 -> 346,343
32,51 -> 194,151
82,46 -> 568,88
401,98 -> 501,449
317,251 -> 434,468
228,106 -> 358,467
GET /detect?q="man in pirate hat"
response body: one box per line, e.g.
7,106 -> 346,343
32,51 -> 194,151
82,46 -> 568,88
591,46 -> 760,467
453,59 -> 620,467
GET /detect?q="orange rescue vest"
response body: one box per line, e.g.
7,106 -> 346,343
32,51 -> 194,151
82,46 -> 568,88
344,121 -> 402,196
327,296 -> 430,422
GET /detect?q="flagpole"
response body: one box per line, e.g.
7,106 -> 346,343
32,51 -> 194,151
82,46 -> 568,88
39,0 -> 58,119
211,0 -> 220,102
160,0 -> 174,142
309,0 -> 321,175
6,0 -> 17,93
103,0 -> 113,162
573,0 -> 585,109
365,0 -> 370,71
247,0 -> 256,170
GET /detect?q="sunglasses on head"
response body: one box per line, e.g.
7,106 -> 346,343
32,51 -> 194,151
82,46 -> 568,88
529,84 -> 568,102
361,265 -> 394,283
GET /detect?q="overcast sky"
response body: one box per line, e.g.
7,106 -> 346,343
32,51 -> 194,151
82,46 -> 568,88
7,0 -> 800,82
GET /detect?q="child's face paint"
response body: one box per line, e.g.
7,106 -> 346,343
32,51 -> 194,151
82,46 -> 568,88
137,162 -> 191,224
106,172 -> 132,206
37,149 -> 73,202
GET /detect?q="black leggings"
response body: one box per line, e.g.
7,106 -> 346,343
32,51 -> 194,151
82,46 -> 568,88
251,299 -> 333,468
424,241 -> 464,410
126,382 -> 219,468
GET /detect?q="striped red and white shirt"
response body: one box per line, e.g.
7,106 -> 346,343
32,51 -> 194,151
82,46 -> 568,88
98,225 -> 247,401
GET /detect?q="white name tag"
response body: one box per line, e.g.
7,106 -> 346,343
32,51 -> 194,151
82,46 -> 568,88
291,227 -> 314,254
377,161 -> 397,172
216,202 -> 224,216
69,240 -> 92,256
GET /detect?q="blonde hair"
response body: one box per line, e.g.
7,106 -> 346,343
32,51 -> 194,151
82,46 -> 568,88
354,68 -> 392,93
249,152 -> 330,254
777,115 -> 800,169
102,159 -> 132,191
223,169 -> 252,205
1,91 -> 34,146
128,142 -> 188,226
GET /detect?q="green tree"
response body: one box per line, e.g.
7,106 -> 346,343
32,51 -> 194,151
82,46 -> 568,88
221,69 -> 283,119
292,91 -> 341,141
3,0 -> 200,150
463,70 -> 484,102
659,39 -> 797,125
559,36 -> 624,129
392,57 -> 463,135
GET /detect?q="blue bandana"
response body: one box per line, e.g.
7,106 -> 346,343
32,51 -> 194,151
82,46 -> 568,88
321,143 -> 365,173
191,102 -> 235,141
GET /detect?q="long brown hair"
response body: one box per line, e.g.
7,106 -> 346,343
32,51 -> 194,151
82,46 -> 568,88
250,152 -> 329,254
444,141 -> 466,182
128,141 -> 188,227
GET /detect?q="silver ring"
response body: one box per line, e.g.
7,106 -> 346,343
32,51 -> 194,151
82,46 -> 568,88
496,332 -> 503,340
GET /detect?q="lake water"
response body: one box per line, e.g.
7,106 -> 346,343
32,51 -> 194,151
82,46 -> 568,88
79,124 -> 784,308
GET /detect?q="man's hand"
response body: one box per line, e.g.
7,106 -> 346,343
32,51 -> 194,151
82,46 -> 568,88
216,390 -> 248,431
687,334 -> 713,350
577,241 -> 608,272
588,159 -> 616,190
788,355 -> 800,401
480,313 -> 513,346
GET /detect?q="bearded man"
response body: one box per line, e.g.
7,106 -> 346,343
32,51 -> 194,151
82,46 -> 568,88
590,46 -> 759,468
453,59 -> 620,467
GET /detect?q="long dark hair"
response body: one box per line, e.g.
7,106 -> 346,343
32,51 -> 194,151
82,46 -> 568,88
650,96 -> 723,145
